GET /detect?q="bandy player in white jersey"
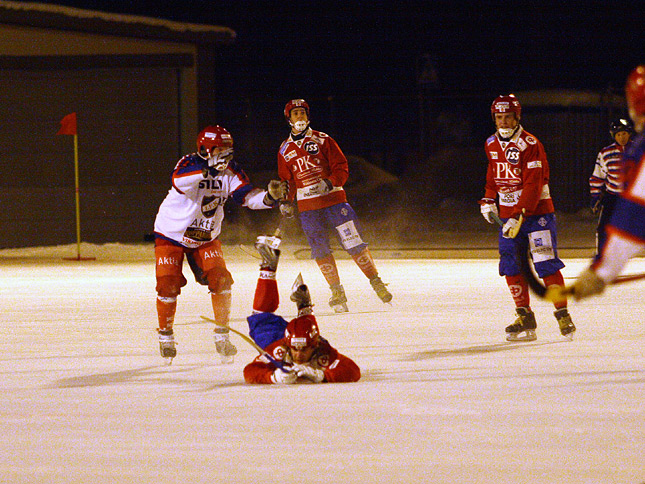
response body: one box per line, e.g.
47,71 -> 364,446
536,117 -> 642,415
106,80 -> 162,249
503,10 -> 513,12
153,125 -> 287,364
570,65 -> 645,300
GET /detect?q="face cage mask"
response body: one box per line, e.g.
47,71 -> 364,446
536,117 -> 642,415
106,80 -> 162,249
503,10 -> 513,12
497,127 -> 516,138
290,120 -> 309,133
206,147 -> 234,171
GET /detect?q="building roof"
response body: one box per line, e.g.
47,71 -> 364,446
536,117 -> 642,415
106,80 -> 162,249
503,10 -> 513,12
0,1 -> 236,45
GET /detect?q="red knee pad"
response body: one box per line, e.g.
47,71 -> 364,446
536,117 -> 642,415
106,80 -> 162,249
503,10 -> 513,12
156,275 -> 187,297
205,267 -> 234,294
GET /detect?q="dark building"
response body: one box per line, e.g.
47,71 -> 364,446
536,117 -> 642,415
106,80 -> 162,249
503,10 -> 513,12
0,2 -> 234,247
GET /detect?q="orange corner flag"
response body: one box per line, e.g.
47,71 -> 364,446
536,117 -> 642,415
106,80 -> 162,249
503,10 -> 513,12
57,112 -> 77,135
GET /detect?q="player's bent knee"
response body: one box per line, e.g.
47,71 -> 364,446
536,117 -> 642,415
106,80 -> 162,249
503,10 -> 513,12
156,275 -> 185,297
206,267 -> 234,294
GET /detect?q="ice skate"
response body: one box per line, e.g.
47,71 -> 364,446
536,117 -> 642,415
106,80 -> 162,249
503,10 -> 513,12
505,307 -> 537,342
290,273 -> 313,316
158,329 -> 177,365
369,276 -> 392,303
214,327 -> 237,364
554,308 -> 576,340
254,235 -> 281,271
329,283 -> 348,313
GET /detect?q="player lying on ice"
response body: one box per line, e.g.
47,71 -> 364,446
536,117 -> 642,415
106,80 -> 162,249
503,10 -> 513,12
242,235 -> 361,384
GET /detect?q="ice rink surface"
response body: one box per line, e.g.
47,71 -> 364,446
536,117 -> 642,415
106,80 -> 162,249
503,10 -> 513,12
2,243 -> 644,484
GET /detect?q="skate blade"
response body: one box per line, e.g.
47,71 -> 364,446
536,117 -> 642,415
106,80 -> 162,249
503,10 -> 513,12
162,357 -> 174,366
506,330 -> 537,342
220,355 -> 235,364
332,303 -> 349,313
291,272 -> 305,293
562,331 -> 575,341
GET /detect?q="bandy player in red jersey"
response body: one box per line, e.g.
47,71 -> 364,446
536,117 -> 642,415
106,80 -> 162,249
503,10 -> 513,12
569,66 -> 645,300
479,95 -> 575,341
243,235 -> 360,384
277,99 -> 391,312
153,125 -> 287,364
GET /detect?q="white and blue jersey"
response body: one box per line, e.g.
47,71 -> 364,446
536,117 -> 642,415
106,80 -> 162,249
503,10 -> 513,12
154,155 -> 271,248
595,131 -> 645,282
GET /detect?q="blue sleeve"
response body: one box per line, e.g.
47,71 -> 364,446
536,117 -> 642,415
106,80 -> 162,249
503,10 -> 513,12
247,312 -> 289,349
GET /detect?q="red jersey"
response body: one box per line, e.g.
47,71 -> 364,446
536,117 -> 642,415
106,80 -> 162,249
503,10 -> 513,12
483,126 -> 555,219
277,128 -> 349,212
243,337 -> 361,384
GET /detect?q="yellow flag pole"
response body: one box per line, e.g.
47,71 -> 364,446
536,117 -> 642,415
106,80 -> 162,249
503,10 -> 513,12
62,126 -> 95,261
72,133 -> 82,260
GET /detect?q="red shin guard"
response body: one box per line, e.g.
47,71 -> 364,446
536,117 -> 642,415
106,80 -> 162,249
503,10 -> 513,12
316,254 -> 341,286
211,292 -> 232,327
156,297 -> 177,331
505,274 -> 530,308
351,248 -> 378,279
253,278 -> 280,313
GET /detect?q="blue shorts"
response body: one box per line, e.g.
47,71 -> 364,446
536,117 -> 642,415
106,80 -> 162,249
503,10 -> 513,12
299,202 -> 367,259
247,312 -> 288,349
498,213 -> 565,278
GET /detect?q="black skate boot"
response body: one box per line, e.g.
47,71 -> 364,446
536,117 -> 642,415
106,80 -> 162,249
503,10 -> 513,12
290,273 -> 314,316
158,329 -> 177,365
329,283 -> 348,313
254,235 -> 281,271
369,276 -> 392,303
554,308 -> 576,340
505,307 -> 537,342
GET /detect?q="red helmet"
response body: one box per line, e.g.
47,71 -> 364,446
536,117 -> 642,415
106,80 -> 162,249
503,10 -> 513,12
626,65 -> 645,117
284,99 -> 310,120
284,315 -> 319,349
196,125 -> 233,155
491,94 -> 521,119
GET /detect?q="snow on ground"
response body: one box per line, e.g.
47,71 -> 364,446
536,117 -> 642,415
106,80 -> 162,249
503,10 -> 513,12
1,242 -> 644,484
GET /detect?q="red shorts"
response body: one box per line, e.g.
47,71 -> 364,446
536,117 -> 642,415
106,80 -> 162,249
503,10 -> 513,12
155,238 -> 232,296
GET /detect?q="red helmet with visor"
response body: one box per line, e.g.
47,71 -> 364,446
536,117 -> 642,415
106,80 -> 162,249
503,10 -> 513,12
284,99 -> 310,120
491,94 -> 522,120
284,315 -> 319,350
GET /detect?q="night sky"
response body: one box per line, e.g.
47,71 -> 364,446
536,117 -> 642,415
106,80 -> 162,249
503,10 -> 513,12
33,0 -> 645,100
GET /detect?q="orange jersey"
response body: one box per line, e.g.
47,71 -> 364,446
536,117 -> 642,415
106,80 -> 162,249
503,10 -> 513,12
277,128 -> 349,212
483,126 -> 555,219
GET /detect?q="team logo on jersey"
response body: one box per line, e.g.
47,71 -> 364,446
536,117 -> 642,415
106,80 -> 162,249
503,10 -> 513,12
201,195 -> 221,218
341,207 -> 348,216
284,150 -> 297,161
538,217 -> 547,227
526,135 -> 537,145
490,152 -> 498,159
505,146 -> 521,165
273,346 -> 286,360
527,160 -> 542,169
303,140 -> 320,155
